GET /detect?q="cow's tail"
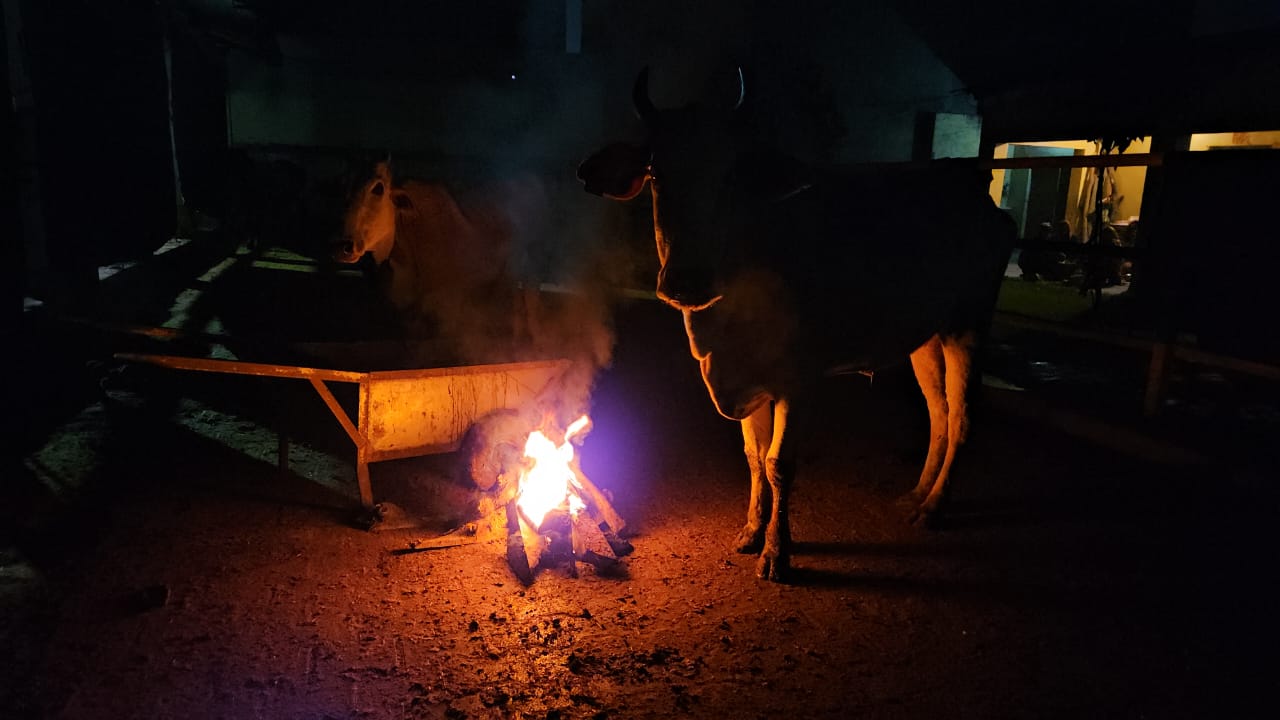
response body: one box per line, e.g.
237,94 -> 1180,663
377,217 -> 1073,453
967,206 -> 1018,414
977,206 -> 1018,337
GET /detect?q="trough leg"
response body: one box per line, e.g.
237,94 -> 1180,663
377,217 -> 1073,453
356,446 -> 373,510
278,432 -> 290,477
308,377 -> 374,511
274,387 -> 291,477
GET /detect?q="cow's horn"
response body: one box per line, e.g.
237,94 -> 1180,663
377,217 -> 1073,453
632,67 -> 657,121
733,67 -> 745,110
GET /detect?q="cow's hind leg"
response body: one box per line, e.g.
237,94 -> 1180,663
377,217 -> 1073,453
907,336 -> 948,514
734,404 -> 772,554
914,333 -> 976,527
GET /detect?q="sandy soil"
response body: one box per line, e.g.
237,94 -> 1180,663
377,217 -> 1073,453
7,256 -> 1277,720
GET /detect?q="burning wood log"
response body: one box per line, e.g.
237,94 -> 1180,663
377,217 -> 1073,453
395,408 -> 632,585
579,549 -> 623,574
390,524 -> 482,554
570,460 -> 634,558
496,412 -> 632,582
505,498 -> 535,585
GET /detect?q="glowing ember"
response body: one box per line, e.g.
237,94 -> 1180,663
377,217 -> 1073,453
516,415 -> 591,528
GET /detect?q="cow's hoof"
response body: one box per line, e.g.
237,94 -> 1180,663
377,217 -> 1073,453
908,506 -> 941,530
895,491 -> 924,509
734,526 -> 764,554
756,553 -> 790,582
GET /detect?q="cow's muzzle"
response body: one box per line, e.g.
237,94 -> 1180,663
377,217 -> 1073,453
333,240 -> 360,264
656,266 -> 722,310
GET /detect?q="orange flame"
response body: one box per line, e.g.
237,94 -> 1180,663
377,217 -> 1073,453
516,415 -> 591,528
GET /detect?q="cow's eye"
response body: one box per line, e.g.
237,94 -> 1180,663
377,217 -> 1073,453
371,181 -> 385,197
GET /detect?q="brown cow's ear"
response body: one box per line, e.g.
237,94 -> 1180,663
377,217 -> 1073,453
578,142 -> 650,200
392,190 -> 413,209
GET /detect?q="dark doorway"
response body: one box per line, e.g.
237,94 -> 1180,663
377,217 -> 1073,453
1001,144 -> 1078,237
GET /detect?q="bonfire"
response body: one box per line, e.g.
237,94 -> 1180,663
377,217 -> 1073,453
504,414 -> 632,582
399,408 -> 632,584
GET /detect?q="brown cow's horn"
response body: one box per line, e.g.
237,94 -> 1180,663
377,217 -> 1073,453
733,67 -> 745,110
632,67 -> 657,121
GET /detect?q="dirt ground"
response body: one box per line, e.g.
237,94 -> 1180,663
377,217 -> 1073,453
7,241 -> 1278,719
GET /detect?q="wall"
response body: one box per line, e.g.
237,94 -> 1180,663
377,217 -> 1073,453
225,1 -> 974,167
1110,137 -> 1151,225
1189,130 -> 1280,150
225,4 -> 604,176
15,0 -> 176,305
745,2 -> 978,163
219,1 -> 981,288
932,113 -> 983,159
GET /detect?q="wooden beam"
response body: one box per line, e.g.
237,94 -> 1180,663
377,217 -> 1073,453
1172,345 -> 1280,382
992,312 -> 1156,352
308,377 -> 366,450
981,152 -> 1162,170
116,352 -> 367,384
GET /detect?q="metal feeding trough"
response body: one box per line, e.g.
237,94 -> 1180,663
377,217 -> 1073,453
115,348 -> 634,582
114,352 -> 571,513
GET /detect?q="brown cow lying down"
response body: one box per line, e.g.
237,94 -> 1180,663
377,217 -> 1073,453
578,68 -> 1016,581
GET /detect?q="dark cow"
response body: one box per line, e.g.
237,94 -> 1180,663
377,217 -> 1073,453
578,68 -> 1016,580
335,160 -> 547,362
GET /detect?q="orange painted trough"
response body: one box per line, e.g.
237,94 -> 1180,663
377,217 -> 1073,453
114,352 -> 571,511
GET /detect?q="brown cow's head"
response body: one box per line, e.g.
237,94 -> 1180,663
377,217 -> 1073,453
578,68 -> 747,310
335,160 -> 412,264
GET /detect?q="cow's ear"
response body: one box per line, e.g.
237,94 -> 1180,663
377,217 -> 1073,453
578,142 -> 650,200
392,190 -> 413,210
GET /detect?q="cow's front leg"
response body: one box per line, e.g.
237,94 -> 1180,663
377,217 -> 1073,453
758,399 -> 794,582
735,405 -> 772,554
